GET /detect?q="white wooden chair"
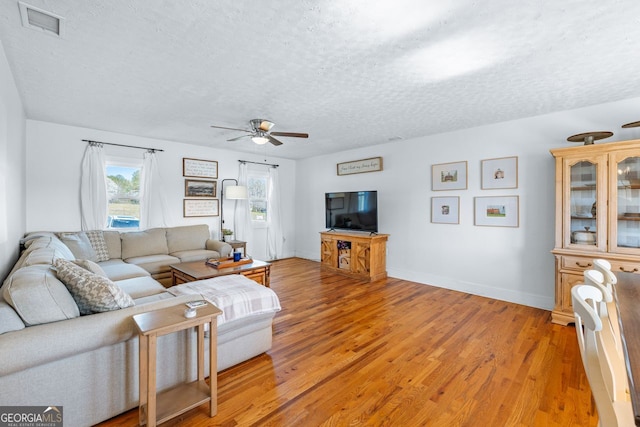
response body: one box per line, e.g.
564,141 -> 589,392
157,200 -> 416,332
592,260 -> 622,349
572,284 -> 634,426
593,259 -> 618,288
584,268 -> 628,401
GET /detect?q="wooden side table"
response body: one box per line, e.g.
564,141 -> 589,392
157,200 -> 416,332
226,240 -> 247,256
133,303 -> 222,427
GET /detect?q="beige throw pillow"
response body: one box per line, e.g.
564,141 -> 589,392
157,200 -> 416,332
57,232 -> 98,261
54,259 -> 134,315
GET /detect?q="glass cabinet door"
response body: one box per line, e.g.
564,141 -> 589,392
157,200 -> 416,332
564,155 -> 606,251
569,161 -> 598,246
611,152 -> 640,253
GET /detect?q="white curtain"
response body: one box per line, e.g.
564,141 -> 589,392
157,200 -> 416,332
80,142 -> 108,230
235,162 -> 253,244
140,150 -> 170,229
267,166 -> 284,259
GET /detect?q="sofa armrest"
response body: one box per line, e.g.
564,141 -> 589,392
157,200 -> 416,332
206,240 -> 232,257
0,294 -> 203,377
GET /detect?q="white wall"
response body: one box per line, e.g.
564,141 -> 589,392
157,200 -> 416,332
295,96 -> 640,310
25,120 -> 297,261
0,40 -> 26,281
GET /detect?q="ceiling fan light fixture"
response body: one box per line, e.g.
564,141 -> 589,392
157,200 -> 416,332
252,136 -> 269,145
260,121 -> 275,131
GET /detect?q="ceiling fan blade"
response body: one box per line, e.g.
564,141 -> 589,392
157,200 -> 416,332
227,134 -> 252,142
211,124 -> 251,132
268,135 -> 284,146
270,132 -> 309,138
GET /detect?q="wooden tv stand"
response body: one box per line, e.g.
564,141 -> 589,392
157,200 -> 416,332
320,231 -> 389,282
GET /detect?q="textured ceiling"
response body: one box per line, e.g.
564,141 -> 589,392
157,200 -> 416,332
1,1 -> 640,159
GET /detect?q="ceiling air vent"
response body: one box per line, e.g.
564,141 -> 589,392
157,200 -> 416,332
18,2 -> 65,37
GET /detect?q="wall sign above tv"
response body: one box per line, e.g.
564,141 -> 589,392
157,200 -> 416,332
337,157 -> 383,176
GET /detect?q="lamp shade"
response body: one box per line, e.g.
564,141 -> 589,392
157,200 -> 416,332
251,136 -> 269,145
225,185 -> 248,200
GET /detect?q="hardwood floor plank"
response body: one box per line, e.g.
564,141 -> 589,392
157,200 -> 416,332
96,258 -> 598,426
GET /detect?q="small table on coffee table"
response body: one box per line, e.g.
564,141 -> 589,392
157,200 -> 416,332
170,259 -> 271,287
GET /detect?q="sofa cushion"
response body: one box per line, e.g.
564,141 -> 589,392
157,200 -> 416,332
166,224 -> 209,253
121,228 -> 168,259
102,230 -> 122,259
73,259 -> 108,277
0,298 -> 25,334
98,259 -> 150,281
170,249 -> 221,263
206,240 -> 233,257
85,230 -> 110,262
123,254 -> 180,275
2,265 -> 80,326
116,276 -> 167,299
54,259 -> 134,315
58,232 -> 98,261
21,235 -> 75,261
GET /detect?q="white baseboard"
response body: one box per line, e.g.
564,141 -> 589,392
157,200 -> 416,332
293,255 -> 553,311
386,267 -> 554,311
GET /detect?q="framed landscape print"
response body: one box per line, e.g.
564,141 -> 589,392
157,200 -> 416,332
431,196 -> 460,224
185,179 -> 217,197
432,161 -> 468,191
474,196 -> 519,227
481,156 -> 518,189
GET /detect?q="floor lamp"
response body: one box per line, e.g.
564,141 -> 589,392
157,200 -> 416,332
220,179 -> 248,242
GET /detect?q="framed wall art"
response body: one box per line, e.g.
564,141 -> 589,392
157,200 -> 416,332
432,161 -> 467,191
481,156 -> 518,189
431,196 -> 460,224
184,179 -> 217,197
183,199 -> 219,217
474,196 -> 519,227
183,158 -> 218,179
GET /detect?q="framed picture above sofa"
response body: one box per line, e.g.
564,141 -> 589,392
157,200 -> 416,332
185,179 -> 217,198
183,158 -> 218,179
183,199 -> 219,217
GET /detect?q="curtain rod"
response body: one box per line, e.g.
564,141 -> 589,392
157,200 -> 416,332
239,159 -> 279,168
82,139 -> 164,152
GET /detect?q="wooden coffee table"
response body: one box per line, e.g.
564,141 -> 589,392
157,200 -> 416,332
170,259 -> 271,287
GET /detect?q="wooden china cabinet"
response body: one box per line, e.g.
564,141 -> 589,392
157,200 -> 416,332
551,139 -> 640,325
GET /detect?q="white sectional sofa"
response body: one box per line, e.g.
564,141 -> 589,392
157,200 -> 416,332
0,224 -> 281,427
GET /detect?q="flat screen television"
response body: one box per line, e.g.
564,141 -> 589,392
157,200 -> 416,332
325,191 -> 378,232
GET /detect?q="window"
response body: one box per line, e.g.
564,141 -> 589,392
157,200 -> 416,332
106,161 -> 141,229
247,173 -> 268,223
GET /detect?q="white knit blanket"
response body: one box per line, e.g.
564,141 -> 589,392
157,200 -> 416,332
166,274 -> 281,325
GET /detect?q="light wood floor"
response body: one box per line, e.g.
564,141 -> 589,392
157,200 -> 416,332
98,257 -> 597,426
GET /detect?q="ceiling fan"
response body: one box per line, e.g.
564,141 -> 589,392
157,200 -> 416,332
210,119 -> 309,146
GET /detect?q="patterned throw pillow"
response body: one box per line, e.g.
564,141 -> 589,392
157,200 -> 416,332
85,230 -> 110,262
54,259 -> 134,315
